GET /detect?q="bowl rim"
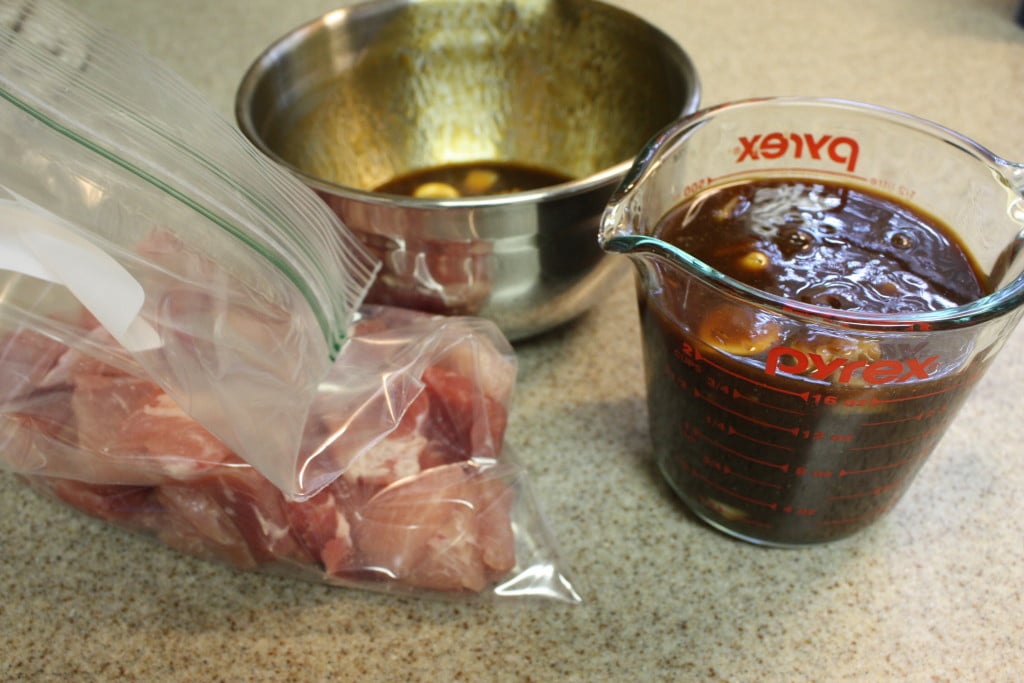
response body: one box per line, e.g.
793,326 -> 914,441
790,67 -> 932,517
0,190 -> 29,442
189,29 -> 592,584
234,0 -> 702,208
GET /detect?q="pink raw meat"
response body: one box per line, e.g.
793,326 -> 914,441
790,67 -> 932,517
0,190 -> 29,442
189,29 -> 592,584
151,481 -> 260,568
284,484 -> 355,576
352,461 -> 516,592
5,307 -> 517,594
39,324 -> 132,388
70,373 -> 163,453
26,476 -> 155,529
153,468 -> 316,570
118,393 -> 235,471
0,329 -> 68,402
421,365 -> 508,463
341,389 -> 432,490
67,374 -> 227,485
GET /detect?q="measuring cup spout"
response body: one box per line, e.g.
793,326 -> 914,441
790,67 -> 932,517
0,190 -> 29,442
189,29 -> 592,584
988,149 -> 1024,187
599,191 -> 674,262
598,191 -> 637,252
1000,157 -> 1024,199
598,113 -> 700,265
599,217 -> 676,280
599,194 -> 701,278
599,231 -> 676,266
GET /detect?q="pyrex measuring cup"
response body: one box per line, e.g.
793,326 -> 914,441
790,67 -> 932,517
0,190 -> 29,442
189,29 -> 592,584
600,98 -> 1024,546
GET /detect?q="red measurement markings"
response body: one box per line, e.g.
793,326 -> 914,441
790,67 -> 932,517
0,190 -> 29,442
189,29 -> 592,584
827,478 -> 904,500
731,388 -> 808,416
702,454 -> 783,490
727,425 -> 795,453
869,372 -> 980,406
694,348 -> 810,401
862,405 -> 948,427
664,362 -> 690,391
838,448 -> 927,477
846,420 -> 948,452
687,463 -> 778,509
678,422 -> 699,444
685,423 -> 791,472
819,500 -> 896,527
694,387 -> 801,436
727,467 -> 784,490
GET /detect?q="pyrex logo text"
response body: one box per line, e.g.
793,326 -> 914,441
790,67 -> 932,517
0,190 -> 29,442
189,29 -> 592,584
736,133 -> 860,172
765,346 -> 938,385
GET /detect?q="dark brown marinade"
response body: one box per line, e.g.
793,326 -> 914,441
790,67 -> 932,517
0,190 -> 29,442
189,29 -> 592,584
641,179 -> 990,544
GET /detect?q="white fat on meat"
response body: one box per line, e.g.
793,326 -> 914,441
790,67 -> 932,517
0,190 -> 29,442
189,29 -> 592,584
342,413 -> 429,488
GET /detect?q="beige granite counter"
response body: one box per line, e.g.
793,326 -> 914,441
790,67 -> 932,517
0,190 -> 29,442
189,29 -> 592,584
3,0 -> 1024,680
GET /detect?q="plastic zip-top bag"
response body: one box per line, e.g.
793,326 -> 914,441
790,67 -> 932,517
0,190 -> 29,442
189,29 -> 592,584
0,0 -> 578,602
0,0 -> 379,497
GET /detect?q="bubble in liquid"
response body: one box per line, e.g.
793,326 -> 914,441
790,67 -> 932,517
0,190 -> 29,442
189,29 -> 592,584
778,227 -> 816,258
890,231 -> 914,249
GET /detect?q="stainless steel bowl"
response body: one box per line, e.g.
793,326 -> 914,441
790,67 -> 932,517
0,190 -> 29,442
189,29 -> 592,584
236,0 -> 700,340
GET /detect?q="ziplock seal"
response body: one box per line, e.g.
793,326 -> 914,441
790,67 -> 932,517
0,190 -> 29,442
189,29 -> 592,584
0,84 -> 362,357
0,0 -> 380,359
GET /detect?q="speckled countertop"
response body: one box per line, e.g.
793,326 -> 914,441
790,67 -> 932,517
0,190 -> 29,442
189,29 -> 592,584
3,1 -> 1024,681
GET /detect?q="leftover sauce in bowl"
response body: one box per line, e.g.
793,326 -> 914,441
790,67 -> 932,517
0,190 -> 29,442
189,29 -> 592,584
374,161 -> 574,198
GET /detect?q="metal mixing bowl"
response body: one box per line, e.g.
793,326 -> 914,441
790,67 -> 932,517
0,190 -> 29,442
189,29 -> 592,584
236,0 -> 700,340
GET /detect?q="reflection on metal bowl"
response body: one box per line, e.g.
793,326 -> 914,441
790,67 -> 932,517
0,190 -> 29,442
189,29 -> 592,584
236,0 -> 700,340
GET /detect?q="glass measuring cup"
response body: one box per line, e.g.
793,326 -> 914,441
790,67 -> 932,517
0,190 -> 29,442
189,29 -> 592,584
600,98 -> 1024,546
